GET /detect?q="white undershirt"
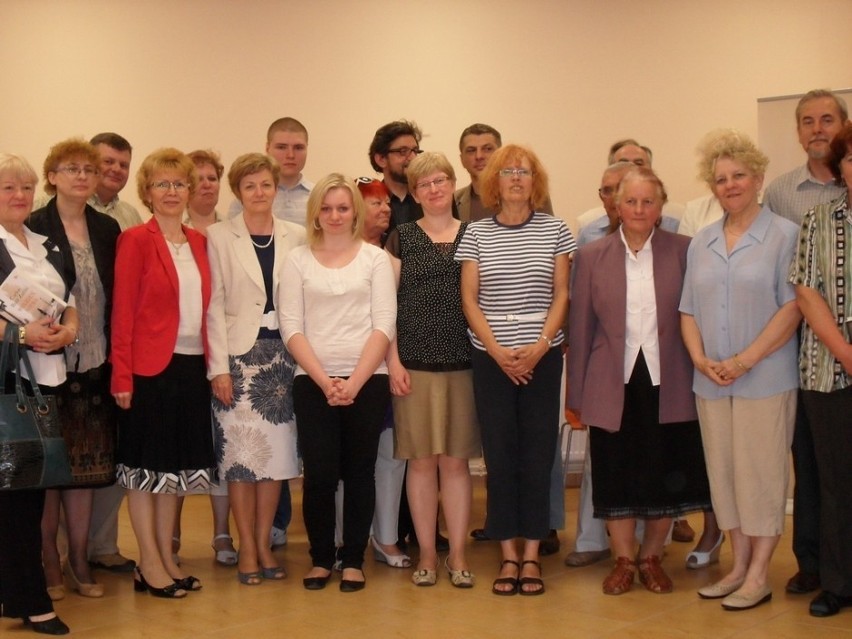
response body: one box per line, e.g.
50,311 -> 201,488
168,243 -> 204,355
619,227 -> 660,385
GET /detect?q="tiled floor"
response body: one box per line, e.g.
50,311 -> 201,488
4,477 -> 849,638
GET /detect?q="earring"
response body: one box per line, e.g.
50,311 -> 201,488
313,219 -> 322,231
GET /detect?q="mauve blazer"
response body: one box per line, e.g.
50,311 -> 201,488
567,229 -> 696,432
205,214 -> 306,378
110,217 -> 211,394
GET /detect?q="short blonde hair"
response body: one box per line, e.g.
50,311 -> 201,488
0,153 -> 38,186
227,153 -> 280,200
42,138 -> 100,196
406,152 -> 456,192
696,129 -> 769,188
479,144 -> 550,211
136,148 -> 197,212
305,173 -> 365,246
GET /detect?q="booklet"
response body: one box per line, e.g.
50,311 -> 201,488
0,266 -> 67,325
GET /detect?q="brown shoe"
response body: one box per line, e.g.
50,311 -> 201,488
786,571 -> 820,594
638,555 -> 673,594
564,548 -> 612,567
671,519 -> 695,543
602,556 -> 635,595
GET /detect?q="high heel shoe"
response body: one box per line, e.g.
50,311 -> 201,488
212,534 -> 238,566
371,536 -> 411,568
24,615 -> 70,635
173,575 -> 202,591
686,532 -> 725,570
133,568 -> 187,599
64,562 -> 104,598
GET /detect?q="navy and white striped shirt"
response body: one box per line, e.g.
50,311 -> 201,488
455,212 -> 576,350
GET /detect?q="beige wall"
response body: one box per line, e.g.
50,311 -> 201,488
3,0 -> 852,228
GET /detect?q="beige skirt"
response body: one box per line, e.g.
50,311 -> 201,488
392,369 -> 480,460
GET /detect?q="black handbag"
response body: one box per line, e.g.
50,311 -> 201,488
0,323 -> 72,489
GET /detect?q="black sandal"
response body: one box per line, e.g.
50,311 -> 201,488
492,559 -> 520,596
519,560 -> 545,596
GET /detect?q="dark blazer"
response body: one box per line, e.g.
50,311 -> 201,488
110,217 -> 211,394
28,198 -> 120,344
567,229 -> 696,432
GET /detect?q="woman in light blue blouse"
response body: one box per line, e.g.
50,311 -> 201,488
680,130 -> 801,612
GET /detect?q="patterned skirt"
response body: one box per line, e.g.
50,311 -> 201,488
56,363 -> 117,488
214,338 -> 299,482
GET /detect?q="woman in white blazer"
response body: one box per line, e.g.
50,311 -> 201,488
206,153 -> 306,586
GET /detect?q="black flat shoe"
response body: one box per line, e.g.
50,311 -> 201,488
810,590 -> 852,617
303,569 -> 332,591
134,568 -> 187,599
340,568 -> 365,592
539,530 -> 560,556
173,575 -> 202,591
24,616 -> 70,635
470,528 -> 490,542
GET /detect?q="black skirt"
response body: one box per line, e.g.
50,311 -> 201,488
116,353 -> 215,493
589,351 -> 711,519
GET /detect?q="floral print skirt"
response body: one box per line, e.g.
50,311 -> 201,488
214,338 -> 299,482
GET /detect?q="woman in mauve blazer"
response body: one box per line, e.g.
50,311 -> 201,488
567,167 -> 710,597
110,148 -> 215,599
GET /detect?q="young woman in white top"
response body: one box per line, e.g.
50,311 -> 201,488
280,174 -> 396,592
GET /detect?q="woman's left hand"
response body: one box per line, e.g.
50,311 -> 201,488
510,340 -> 548,379
712,357 -> 749,384
31,320 -> 75,353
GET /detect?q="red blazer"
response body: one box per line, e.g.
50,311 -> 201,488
110,217 -> 211,394
567,229 -> 696,432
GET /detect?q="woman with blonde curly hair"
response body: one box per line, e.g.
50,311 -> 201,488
680,130 -> 802,611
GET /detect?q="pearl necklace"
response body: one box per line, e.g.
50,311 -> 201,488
251,233 -> 274,249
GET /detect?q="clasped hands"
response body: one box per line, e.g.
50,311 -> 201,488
491,342 -> 545,385
323,377 -> 357,406
699,356 -> 747,387
26,317 -> 75,353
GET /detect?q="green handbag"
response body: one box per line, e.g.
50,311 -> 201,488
0,323 -> 72,489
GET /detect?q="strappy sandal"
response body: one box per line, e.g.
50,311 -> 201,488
519,560 -> 545,596
212,534 -> 238,566
637,555 -> 672,593
602,556 -> 636,595
492,559 -> 520,596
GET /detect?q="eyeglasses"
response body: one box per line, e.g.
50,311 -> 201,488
355,176 -> 376,185
414,176 -> 451,191
386,146 -> 422,158
54,165 -> 98,177
150,181 -> 189,192
598,186 -> 617,197
498,168 -> 533,178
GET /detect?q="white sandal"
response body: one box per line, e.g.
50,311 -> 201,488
371,536 -> 412,568
686,532 -> 724,569
212,534 -> 238,566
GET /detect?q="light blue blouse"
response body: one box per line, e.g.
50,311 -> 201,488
679,206 -> 799,400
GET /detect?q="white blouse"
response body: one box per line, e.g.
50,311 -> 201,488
619,227 -> 660,386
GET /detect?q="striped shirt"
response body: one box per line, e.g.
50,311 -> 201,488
789,192 -> 852,392
455,212 -> 575,350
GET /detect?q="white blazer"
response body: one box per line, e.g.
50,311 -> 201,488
206,214 -> 307,377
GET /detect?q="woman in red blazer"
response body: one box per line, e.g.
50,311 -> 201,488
568,167 -> 711,596
110,148 -> 214,599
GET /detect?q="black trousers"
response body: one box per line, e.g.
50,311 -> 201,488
0,489 -> 53,618
791,390 -> 822,575
294,374 -> 389,570
802,387 -> 852,596
472,347 -> 562,541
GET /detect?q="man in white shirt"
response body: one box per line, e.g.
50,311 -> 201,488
229,117 -> 313,226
